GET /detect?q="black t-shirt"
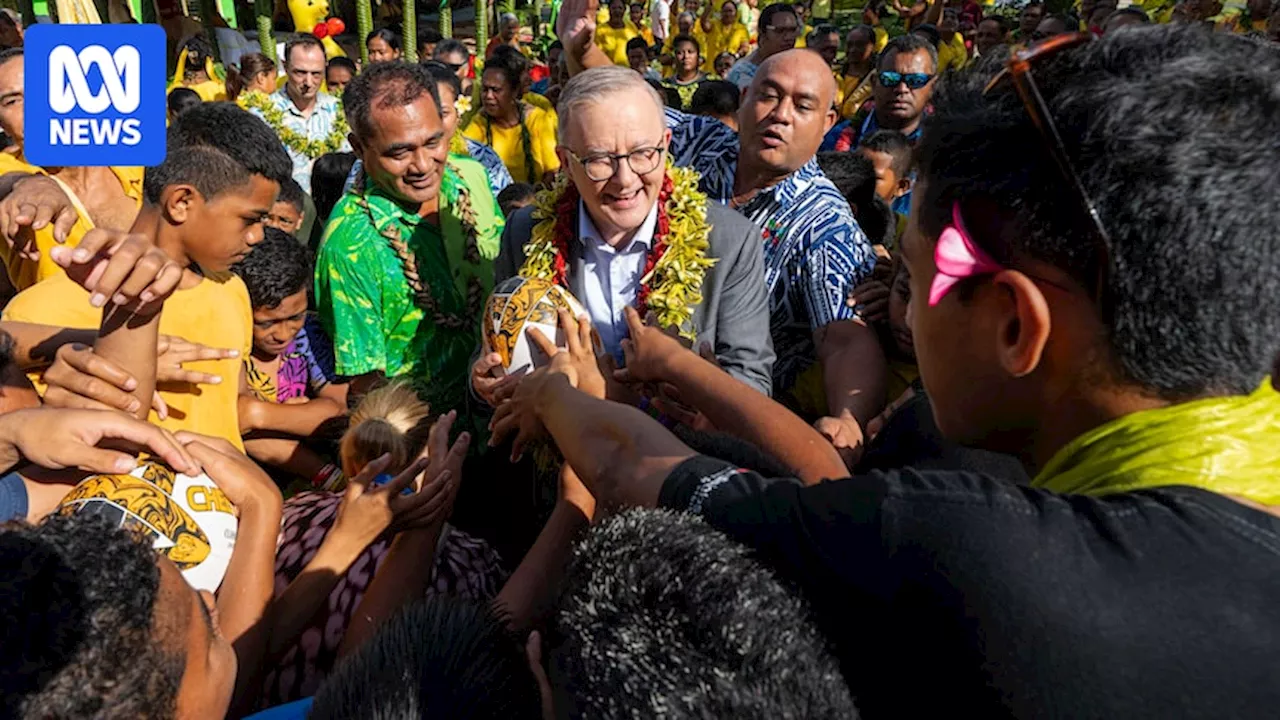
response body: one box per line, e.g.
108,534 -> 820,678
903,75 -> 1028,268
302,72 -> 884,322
660,456 -> 1280,718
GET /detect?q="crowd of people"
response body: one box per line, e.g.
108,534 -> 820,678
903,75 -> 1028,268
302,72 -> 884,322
1,0 -> 1280,716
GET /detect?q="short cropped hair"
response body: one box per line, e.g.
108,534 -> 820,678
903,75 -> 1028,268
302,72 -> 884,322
818,151 -> 891,246
166,87 -> 201,117
485,45 -> 530,90
233,227 -> 312,308
860,129 -> 912,179
422,60 -> 463,98
690,79 -> 741,118
548,509 -> 858,718
557,66 -> 664,142
670,32 -> 701,55
276,177 -> 306,214
917,25 -> 1280,399
310,598 -> 541,719
880,33 -> 939,74
143,145 -> 254,205
626,36 -> 650,54
310,152 -> 358,225
327,56 -> 357,76
496,182 -> 536,217
165,102 -> 293,191
343,61 -> 443,141
434,38 -> 470,60
0,514 -> 185,719
284,34 -> 325,66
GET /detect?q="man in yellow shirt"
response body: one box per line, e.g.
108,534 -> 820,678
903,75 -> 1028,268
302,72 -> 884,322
2,103 -> 292,450
597,0 -> 642,65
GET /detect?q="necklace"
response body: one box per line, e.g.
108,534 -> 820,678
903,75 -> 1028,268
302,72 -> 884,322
237,91 -> 349,160
519,165 -> 717,340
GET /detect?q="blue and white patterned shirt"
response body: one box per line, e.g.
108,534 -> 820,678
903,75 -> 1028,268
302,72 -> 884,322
249,88 -> 351,190
665,108 -> 877,395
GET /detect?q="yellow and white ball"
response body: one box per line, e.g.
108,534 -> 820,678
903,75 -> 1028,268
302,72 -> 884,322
484,276 -> 588,377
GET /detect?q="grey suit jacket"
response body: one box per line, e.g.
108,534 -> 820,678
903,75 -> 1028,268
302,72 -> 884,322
496,200 -> 775,396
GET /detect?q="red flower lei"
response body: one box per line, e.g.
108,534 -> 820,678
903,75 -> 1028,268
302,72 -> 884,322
547,173 -> 676,318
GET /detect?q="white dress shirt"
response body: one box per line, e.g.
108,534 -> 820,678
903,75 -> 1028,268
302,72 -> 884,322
578,199 -> 660,361
651,0 -> 672,42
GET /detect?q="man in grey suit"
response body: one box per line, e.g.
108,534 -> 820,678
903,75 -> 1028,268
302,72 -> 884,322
472,66 -> 774,404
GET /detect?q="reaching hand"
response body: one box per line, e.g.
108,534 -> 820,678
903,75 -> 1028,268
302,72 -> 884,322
489,367 -> 573,462
472,347 -> 519,408
813,410 -> 865,471
614,306 -> 689,385
156,335 -> 239,385
529,309 -> 608,400
50,228 -> 184,313
847,279 -> 890,325
556,0 -> 599,63
329,450 -> 444,550
404,409 -> 469,531
175,432 -> 283,512
0,407 -> 201,476
0,175 -> 79,248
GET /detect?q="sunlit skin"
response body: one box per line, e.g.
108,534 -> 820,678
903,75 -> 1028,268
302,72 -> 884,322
164,559 -> 238,719
325,64 -> 353,97
367,35 -> 401,63
557,87 -> 671,247
870,48 -> 935,133
0,54 -> 23,145
156,176 -> 278,272
435,82 -> 462,138
265,200 -> 303,235
252,289 -> 309,359
673,39 -> 702,80
735,50 -> 837,193
859,148 -> 905,203
480,68 -> 522,126
350,92 -> 449,214
284,44 -> 326,115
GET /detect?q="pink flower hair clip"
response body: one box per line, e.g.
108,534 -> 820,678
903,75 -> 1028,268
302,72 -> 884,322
928,202 -> 1006,307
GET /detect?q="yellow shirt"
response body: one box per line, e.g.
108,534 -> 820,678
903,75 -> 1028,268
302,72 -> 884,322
873,25 -> 889,53
0,152 -> 38,176
703,20 -> 750,72
937,33 -> 969,72
596,24 -> 642,65
838,70 -> 874,119
462,105 -> 561,184
0,165 -> 145,292
3,272 -> 254,450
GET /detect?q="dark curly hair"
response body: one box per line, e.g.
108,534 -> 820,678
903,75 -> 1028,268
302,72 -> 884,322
343,61 -> 443,142
162,102 -> 293,193
916,24 -> 1280,400
0,513 -> 185,719
484,45 -> 530,92
233,227 -> 313,309
548,509 -> 858,718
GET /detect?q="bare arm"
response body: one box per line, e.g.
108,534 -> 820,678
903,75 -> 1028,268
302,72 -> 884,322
558,0 -> 613,74
239,395 -> 346,435
819,319 -> 888,430
0,321 -> 97,368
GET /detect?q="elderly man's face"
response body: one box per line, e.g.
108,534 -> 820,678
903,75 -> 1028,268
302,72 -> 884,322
740,50 -> 837,179
502,18 -> 520,40
559,87 -> 671,242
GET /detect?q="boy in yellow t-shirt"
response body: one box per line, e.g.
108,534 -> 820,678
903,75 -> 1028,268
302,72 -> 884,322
2,104 -> 292,450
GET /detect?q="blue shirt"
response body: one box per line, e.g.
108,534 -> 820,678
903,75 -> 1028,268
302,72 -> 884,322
578,199 -> 659,363
247,89 -> 350,190
665,108 -> 877,394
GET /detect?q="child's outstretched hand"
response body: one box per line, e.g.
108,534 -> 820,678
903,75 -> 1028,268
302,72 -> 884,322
49,228 -> 184,313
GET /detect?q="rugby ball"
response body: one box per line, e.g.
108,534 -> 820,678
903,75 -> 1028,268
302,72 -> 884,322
484,276 -> 588,377
57,460 -> 238,592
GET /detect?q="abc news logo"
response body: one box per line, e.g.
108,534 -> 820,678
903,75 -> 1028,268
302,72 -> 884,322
25,24 -> 165,167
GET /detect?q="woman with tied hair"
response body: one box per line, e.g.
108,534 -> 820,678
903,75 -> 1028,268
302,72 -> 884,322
461,47 -> 560,185
226,53 -> 278,102
261,382 -> 505,705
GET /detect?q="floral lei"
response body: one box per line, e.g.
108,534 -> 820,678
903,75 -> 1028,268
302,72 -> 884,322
519,164 -> 717,340
237,90 -> 349,160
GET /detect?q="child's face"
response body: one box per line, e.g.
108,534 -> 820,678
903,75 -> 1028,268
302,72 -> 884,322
183,175 -> 278,273
888,262 -> 915,360
265,200 -> 304,236
861,149 -> 902,202
251,289 -> 309,357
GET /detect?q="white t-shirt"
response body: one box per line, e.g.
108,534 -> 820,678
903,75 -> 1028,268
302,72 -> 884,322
651,0 -> 672,41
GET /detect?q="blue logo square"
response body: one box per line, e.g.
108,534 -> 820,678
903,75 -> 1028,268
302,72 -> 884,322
24,24 -> 167,167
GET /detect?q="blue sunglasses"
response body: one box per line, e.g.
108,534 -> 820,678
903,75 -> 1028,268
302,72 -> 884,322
878,71 -> 933,89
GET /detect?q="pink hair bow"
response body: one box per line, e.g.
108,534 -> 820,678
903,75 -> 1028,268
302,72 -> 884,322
928,202 -> 1005,307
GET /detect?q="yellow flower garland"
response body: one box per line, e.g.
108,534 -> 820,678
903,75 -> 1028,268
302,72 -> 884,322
519,165 -> 717,340
237,91 -> 350,160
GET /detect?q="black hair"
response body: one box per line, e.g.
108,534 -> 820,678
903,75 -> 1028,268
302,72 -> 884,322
548,39 -> 564,53
327,56 -> 357,76
484,45 -> 530,90
496,182 -> 536,217
276,177 -> 306,214
847,24 -> 875,45
284,34 -> 325,66
808,22 -> 839,44
0,514 -> 186,719
916,25 -> 1280,399
0,47 -> 21,64
343,61 -> 443,141
818,151 -> 891,245
659,82 -> 685,108
366,26 -> 402,52
1107,7 -> 1150,24
143,145 -> 253,205
548,509 -> 858,718
626,36 -> 650,54
164,101 -> 293,191
689,79 -> 741,118
910,23 -> 941,49
179,34 -> 215,75
166,87 -> 201,117
422,60 -> 463,98
420,26 -> 443,48
758,2 -> 799,33
233,226 -> 312,308
434,38 -> 470,61
671,32 -> 701,54
979,15 -> 1010,33
311,152 -> 357,225
859,129 -> 912,179
880,32 -> 939,73
310,597 -> 541,719
226,52 -> 277,101
1040,13 -> 1077,33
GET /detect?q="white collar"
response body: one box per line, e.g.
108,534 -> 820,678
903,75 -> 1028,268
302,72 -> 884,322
577,198 -> 659,253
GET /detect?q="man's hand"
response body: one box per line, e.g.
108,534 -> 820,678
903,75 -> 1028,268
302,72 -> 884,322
847,279 -> 890,325
0,407 -> 200,476
557,0 -> 600,63
814,409 -> 865,471
472,347 -> 518,407
157,335 -> 239,385
0,175 -> 79,248
489,367 -> 576,462
50,228 -> 183,312
175,432 -> 283,513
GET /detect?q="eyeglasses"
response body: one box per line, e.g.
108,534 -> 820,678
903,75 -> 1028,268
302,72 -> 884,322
566,145 -> 667,182
983,32 -> 1113,312
878,71 -> 933,89
440,60 -> 466,72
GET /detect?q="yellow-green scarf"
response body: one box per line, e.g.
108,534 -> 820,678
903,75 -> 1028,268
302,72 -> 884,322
1032,381 -> 1280,505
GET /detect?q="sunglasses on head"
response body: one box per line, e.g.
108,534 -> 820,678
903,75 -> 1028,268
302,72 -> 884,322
878,71 -> 932,89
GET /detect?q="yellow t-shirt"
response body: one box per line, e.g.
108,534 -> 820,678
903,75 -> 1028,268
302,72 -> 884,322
596,24 -> 642,65
873,25 -> 889,53
703,20 -> 750,72
839,70 -> 874,119
0,152 -> 38,176
0,165 -> 145,292
937,33 -> 969,72
3,272 -> 254,450
462,106 -> 561,185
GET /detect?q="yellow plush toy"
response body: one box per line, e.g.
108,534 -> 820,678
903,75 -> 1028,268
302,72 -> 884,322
288,0 -> 347,59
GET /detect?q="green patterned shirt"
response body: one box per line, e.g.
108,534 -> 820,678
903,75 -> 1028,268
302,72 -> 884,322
315,157 -> 502,413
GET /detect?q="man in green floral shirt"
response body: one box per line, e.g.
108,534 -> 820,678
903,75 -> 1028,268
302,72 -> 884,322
315,62 -> 503,415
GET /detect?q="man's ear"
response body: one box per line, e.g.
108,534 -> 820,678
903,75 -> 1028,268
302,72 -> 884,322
895,175 -> 912,198
161,185 -> 202,225
989,269 -> 1052,378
